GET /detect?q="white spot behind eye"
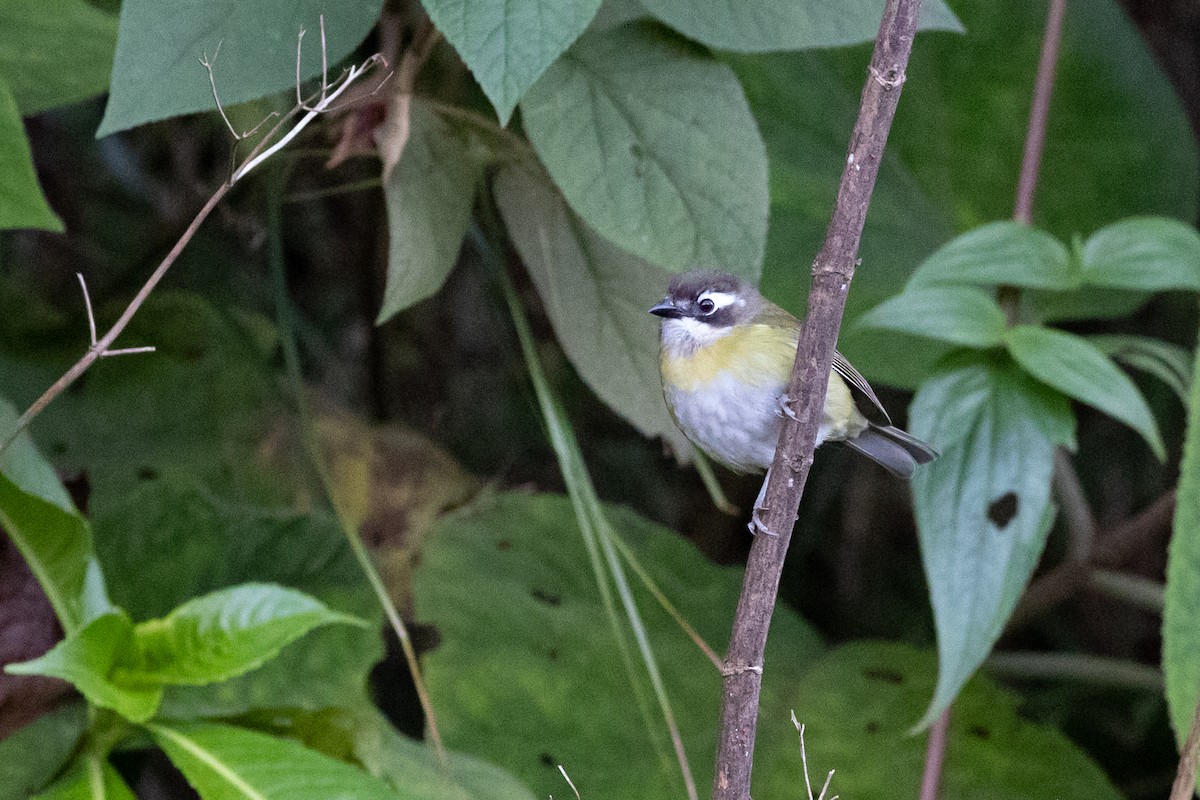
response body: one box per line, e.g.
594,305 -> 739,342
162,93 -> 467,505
697,290 -> 738,312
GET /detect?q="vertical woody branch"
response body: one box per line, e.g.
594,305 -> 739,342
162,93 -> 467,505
711,1 -> 923,798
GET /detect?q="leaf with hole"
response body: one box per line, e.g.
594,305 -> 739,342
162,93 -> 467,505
909,353 -> 1073,729
856,286 -> 1007,348
638,0 -> 961,52
419,0 -> 600,124
520,22 -> 768,277
1006,325 -> 1164,459
98,0 -> 384,136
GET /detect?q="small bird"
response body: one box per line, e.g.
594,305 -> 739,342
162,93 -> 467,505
650,270 -> 936,535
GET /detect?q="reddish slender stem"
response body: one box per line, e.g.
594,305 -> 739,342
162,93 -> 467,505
1013,0 -> 1067,224
918,709 -> 951,800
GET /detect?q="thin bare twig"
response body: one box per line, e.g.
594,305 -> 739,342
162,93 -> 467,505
790,714 -> 837,800
557,765 -> 582,800
711,3 -> 923,798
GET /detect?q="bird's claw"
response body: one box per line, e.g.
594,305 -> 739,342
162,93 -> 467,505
748,506 -> 779,537
776,394 -> 800,422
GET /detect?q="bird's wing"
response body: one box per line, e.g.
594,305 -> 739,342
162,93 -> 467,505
832,352 -> 892,425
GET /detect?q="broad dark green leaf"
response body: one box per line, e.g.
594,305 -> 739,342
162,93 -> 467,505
0,82 -> 62,232
909,222 -> 1076,291
92,480 -> 383,718
420,0 -> 600,124
125,584 -> 365,687
149,721 -> 395,800
909,354 -> 1073,728
521,22 -> 768,277
639,0 -> 961,52
413,492 -> 823,799
377,100 -> 487,322
0,399 -> 107,633
855,286 -> 1007,348
31,757 -> 135,800
98,0 -> 384,136
787,642 -> 1121,799
6,613 -> 163,723
1163,341 -> 1200,755
495,161 -> 690,455
1089,334 -> 1192,408
0,0 -> 117,115
0,703 -> 87,800
355,712 -> 538,800
1079,216 -> 1200,291
1006,325 -> 1164,459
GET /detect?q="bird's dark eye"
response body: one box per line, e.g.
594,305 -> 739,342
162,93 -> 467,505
698,298 -> 716,314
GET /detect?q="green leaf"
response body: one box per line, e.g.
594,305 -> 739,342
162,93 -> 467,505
520,22 -> 768,277
0,0 -> 117,115
149,721 -> 396,800
790,642 -> 1121,799
1089,334 -> 1193,408
376,100 -> 486,322
1079,216 -> 1200,291
909,354 -> 1073,728
1006,325 -> 1164,459
354,711 -> 538,800
855,286 -> 1007,348
6,613 -> 163,723
125,583 -> 365,687
31,757 -> 135,800
494,162 -> 689,455
420,0 -> 600,124
0,398 -> 108,633
0,81 -> 62,232
92,480 -> 384,718
0,703 -> 88,800
97,0 -> 384,136
1164,341 -> 1200,754
909,222 -> 1076,291
639,0 -> 961,52
413,491 -> 824,799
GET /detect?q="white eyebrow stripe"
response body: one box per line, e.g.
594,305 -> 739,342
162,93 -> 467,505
698,290 -> 738,310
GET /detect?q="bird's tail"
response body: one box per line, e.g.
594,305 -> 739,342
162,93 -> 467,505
844,423 -> 938,479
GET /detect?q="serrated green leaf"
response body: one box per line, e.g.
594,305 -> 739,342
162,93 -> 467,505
1006,325 -> 1164,459
856,286 -> 1007,348
1089,334 -> 1193,408
0,399 -> 109,633
420,0 -> 600,124
909,355 -> 1072,728
1163,340 -> 1200,758
909,222 -> 1076,291
6,613 -> 162,723
494,161 -> 689,455
124,584 -> 364,687
0,81 -> 62,232
521,22 -> 768,277
377,100 -> 486,322
31,757 -> 135,800
788,642 -> 1121,799
1079,216 -> 1200,292
413,491 -> 823,799
0,0 -> 117,115
92,480 -> 383,718
97,0 -> 384,136
639,0 -> 961,52
0,703 -> 88,800
150,721 -> 395,800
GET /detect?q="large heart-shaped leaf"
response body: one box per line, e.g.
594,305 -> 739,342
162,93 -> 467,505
909,353 -> 1074,728
521,22 -> 768,277
98,0 -> 384,136
420,0 -> 600,124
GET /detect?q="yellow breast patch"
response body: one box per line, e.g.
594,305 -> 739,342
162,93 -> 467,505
661,324 -> 799,392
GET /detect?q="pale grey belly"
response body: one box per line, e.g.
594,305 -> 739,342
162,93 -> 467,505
665,375 -> 783,474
